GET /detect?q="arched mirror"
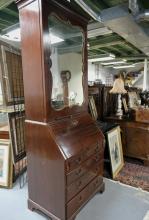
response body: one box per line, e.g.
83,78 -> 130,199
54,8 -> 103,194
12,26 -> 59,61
48,14 -> 84,110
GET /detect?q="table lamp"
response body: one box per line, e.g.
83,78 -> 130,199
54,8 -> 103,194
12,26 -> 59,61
110,77 -> 127,117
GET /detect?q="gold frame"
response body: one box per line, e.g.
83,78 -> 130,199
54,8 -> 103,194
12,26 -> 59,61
122,97 -> 128,113
88,96 -> 98,120
0,139 -> 13,188
128,91 -> 139,108
107,126 -> 124,178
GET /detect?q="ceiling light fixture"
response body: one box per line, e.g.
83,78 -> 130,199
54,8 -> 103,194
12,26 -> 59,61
101,60 -> 126,65
113,64 -> 135,69
1,28 -> 20,41
1,28 -> 64,44
88,54 -> 115,62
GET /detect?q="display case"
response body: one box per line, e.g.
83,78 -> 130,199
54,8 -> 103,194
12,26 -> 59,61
17,0 -> 105,219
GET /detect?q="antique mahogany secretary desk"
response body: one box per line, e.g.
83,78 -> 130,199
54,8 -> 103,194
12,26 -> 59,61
16,0 -> 105,219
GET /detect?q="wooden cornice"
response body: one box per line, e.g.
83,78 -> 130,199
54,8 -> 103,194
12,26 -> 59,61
16,0 -> 36,9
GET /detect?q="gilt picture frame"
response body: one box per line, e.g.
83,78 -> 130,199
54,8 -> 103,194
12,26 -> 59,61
128,91 -> 139,108
107,126 -> 124,178
0,139 -> 12,187
0,44 -> 24,106
88,96 -> 98,121
122,97 -> 129,113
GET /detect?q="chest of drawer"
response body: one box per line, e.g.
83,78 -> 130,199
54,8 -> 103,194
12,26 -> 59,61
66,141 -> 103,172
67,160 -> 103,202
67,176 -> 103,219
66,149 -> 104,186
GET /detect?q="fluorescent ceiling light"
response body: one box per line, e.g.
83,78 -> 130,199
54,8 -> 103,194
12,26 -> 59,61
1,28 -> 64,44
113,64 -> 135,69
88,54 -> 115,62
1,28 -> 20,41
101,60 -> 126,65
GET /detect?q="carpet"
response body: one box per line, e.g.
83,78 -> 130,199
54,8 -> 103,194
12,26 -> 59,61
115,162 -> 149,192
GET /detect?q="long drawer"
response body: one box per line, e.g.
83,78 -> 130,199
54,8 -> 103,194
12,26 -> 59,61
67,160 -> 103,202
67,150 -> 104,186
67,176 -> 103,219
66,142 -> 103,172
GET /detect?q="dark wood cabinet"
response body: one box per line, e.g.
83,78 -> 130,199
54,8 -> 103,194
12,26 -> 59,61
105,116 -> 149,165
88,84 -> 149,165
88,85 -> 118,120
88,85 -> 104,120
17,0 -> 105,219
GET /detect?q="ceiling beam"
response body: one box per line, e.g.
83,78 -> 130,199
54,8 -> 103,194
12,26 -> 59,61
89,33 -> 122,45
3,7 -> 18,18
0,0 -> 14,10
84,0 -> 107,12
121,43 -> 142,55
89,40 -> 124,50
0,18 -> 14,26
0,11 -> 18,24
117,56 -> 148,60
115,44 -> 139,56
74,0 -> 101,21
88,48 -> 108,57
99,46 -> 121,56
88,27 -> 112,38
95,48 -> 108,54
108,45 -> 127,56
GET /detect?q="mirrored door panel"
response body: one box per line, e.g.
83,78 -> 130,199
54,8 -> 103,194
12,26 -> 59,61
48,14 -> 84,110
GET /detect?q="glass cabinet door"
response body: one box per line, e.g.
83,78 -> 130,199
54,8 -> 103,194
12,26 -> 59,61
48,14 -> 84,110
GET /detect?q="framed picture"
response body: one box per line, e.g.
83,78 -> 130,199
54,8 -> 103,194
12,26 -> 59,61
8,111 -> 26,163
0,44 -> 24,106
88,96 -> 98,120
122,97 -> 128,113
0,139 -> 13,187
107,126 -> 124,178
128,91 -> 139,108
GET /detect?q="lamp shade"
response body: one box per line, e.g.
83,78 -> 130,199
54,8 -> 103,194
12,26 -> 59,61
110,78 -> 127,94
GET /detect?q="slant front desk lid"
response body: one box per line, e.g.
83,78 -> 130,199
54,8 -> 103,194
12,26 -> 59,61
49,113 -> 104,159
